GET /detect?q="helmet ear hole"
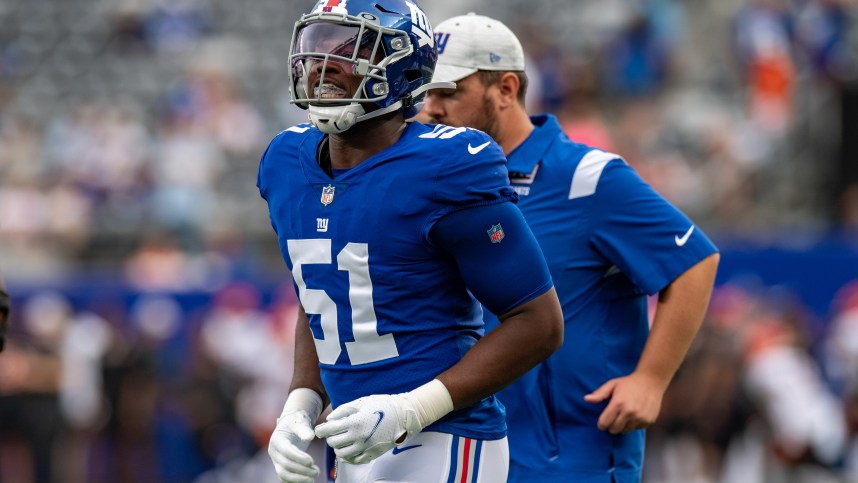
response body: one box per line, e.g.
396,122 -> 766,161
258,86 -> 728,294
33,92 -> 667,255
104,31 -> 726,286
404,70 -> 422,82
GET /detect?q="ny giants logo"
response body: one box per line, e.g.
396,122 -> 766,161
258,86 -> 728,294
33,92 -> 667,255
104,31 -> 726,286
435,32 -> 450,54
405,1 -> 434,48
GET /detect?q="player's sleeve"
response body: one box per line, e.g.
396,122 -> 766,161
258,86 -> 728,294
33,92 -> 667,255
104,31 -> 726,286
423,130 -> 517,232
256,138 -> 275,200
430,201 -> 553,316
589,160 -> 718,295
257,124 -> 314,200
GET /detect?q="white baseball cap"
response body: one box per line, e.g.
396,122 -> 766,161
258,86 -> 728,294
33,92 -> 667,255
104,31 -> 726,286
432,13 -> 525,84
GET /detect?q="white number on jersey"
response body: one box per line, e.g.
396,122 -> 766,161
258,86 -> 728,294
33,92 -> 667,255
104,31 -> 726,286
283,124 -> 313,134
418,125 -> 467,139
287,239 -> 399,366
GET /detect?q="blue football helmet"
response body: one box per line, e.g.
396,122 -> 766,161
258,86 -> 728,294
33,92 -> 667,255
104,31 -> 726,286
288,0 -> 451,133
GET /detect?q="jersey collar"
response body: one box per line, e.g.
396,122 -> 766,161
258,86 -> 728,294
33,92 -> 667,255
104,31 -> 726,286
300,121 -> 424,182
506,114 -> 562,176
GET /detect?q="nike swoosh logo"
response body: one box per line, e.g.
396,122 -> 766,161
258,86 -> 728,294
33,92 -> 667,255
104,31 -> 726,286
365,411 -> 384,442
392,444 -> 422,455
675,225 -> 695,247
467,141 -> 491,155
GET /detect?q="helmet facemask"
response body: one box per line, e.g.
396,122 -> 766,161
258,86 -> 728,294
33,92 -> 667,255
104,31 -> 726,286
289,13 -> 413,133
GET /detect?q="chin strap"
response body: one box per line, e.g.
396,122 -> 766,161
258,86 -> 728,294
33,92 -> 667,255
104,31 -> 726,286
308,103 -> 367,134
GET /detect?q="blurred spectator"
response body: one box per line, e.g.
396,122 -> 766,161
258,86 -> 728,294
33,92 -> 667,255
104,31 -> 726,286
555,57 -> 616,151
796,0 -> 854,83
742,317 -> 847,472
150,115 -> 224,233
123,231 -> 239,292
143,0 -> 213,53
163,67 -> 264,157
182,283 -> 297,482
735,0 -> 796,137
825,282 -> 858,397
124,234 -> 197,291
519,25 -> 571,112
59,312 -> 112,429
46,104 -> 150,196
0,115 -> 44,185
603,8 -> 671,97
0,293 -> 67,483
826,283 -> 858,481
200,283 -> 293,447
109,0 -> 150,53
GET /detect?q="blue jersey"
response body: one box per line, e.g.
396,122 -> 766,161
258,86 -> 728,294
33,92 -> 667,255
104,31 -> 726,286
258,122 -> 550,441
484,115 -> 718,482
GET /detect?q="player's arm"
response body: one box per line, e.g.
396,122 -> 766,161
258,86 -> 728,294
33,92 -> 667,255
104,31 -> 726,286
581,158 -> 720,433
430,203 -> 564,409
315,202 -> 563,464
0,273 -> 9,352
440,289 -> 562,409
289,306 -> 327,400
269,305 -> 328,483
584,253 -> 719,434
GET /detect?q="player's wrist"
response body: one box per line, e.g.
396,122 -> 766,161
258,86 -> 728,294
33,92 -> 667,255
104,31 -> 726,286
402,379 -> 454,430
281,387 -> 324,424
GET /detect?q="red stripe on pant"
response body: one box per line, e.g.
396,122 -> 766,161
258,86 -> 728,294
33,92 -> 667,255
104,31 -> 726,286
460,438 -> 472,483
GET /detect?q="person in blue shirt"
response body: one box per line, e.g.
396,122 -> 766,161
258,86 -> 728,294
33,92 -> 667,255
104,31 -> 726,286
259,2 -> 563,482
422,13 -> 720,483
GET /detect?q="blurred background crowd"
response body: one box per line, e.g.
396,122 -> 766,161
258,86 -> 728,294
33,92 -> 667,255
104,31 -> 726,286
0,0 -> 857,482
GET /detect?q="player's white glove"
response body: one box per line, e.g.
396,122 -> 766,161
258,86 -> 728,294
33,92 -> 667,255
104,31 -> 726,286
268,388 -> 324,483
314,379 -> 454,465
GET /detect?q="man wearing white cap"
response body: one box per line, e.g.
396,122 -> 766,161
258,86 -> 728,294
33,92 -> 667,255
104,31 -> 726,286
422,13 -> 721,483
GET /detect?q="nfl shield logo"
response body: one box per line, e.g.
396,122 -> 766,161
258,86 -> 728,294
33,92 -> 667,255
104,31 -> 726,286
487,224 -> 505,243
321,185 -> 335,206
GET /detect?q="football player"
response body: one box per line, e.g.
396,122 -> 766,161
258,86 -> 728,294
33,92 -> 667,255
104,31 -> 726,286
259,2 -> 564,482
422,14 -> 720,483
